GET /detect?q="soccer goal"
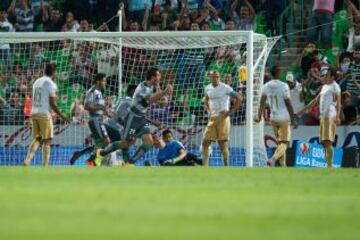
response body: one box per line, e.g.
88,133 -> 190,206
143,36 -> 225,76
0,31 -> 278,167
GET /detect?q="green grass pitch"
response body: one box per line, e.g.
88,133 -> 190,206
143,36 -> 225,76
0,167 -> 359,240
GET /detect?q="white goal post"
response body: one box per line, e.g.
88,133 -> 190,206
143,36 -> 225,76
0,31 -> 278,167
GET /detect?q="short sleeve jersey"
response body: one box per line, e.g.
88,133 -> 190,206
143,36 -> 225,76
31,76 -> 57,115
157,140 -> 185,163
262,80 -> 291,122
84,86 -> 105,119
319,81 -> 341,119
205,82 -> 235,117
131,81 -> 155,115
113,97 -> 132,124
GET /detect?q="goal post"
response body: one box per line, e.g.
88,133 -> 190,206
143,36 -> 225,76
0,31 -> 278,167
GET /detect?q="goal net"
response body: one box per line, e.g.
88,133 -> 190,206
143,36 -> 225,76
0,31 -> 278,167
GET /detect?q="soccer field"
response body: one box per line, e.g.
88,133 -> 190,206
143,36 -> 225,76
0,167 -> 359,240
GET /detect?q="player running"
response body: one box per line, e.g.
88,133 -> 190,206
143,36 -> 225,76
95,67 -> 173,165
255,66 -> 298,167
69,84 -> 137,165
297,67 -> 341,168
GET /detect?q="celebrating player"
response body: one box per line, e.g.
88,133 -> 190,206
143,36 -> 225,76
256,66 -> 298,167
153,129 -> 203,166
297,67 -> 341,168
23,63 -> 69,166
69,84 -> 137,165
84,73 -> 111,150
202,70 -> 241,166
95,67 -> 173,165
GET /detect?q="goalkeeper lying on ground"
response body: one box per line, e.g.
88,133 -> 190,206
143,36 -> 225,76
153,129 -> 202,166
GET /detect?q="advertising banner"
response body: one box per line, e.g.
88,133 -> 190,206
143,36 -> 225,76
295,141 -> 343,168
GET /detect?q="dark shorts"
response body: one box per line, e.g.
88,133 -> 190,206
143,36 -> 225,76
88,118 -> 109,145
122,112 -> 151,140
104,123 -> 122,142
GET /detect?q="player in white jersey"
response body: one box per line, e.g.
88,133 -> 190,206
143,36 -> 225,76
297,67 -> 341,168
202,70 -> 241,166
256,66 -> 298,167
24,64 -> 69,166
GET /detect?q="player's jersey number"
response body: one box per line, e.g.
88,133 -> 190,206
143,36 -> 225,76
33,87 -> 42,107
268,95 -> 279,112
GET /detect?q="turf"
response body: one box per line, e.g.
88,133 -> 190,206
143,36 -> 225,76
0,167 -> 359,240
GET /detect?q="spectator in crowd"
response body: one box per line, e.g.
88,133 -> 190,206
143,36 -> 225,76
0,90 -> 24,125
30,43 -> 45,69
296,41 -> 317,78
200,21 -> 209,30
265,0 -> 286,36
346,1 -> 360,52
307,0 -> 335,48
128,0 -> 152,24
8,0 -> 34,32
286,72 -> 305,124
0,7 -> 14,73
341,91 -> 358,125
63,0 -> 91,22
61,11 -> 79,32
160,0 -> 178,30
78,19 -> 92,32
42,7 -> 63,32
207,7 -> 225,30
230,0 -> 256,30
225,19 -> 236,31
348,44 -> 360,113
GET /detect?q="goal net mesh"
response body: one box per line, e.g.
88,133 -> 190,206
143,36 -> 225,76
0,32 -> 278,166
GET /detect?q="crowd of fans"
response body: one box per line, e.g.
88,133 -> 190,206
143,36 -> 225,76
0,0 -> 359,126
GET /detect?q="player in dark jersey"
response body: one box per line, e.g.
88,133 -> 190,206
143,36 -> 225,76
95,67 -> 173,165
69,84 -> 137,165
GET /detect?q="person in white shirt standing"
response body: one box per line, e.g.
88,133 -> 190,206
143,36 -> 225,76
286,72 -> 306,124
24,64 -> 69,166
256,66 -> 298,167
297,67 -> 341,168
0,7 -> 14,73
202,70 -> 241,166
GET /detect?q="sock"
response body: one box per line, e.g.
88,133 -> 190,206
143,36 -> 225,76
109,152 -> 118,166
42,144 -> 51,166
202,145 -> 210,166
324,145 -> 334,168
221,147 -> 229,166
100,141 -> 122,156
80,146 -> 94,155
24,138 -> 41,164
129,144 -> 151,163
272,142 -> 287,166
122,148 -> 130,162
278,153 -> 287,167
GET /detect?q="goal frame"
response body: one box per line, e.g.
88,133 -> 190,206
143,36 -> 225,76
0,30 -> 267,167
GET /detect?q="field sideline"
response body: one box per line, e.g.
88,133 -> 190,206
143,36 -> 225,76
0,167 -> 359,240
